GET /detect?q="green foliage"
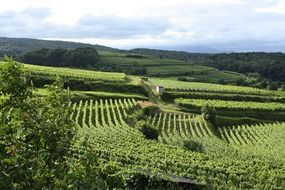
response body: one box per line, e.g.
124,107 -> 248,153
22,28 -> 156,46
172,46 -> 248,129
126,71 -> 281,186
125,108 -> 159,140
161,91 -> 285,103
131,49 -> 285,82
22,48 -> 68,67
0,58 -> 76,189
176,98 -> 285,112
151,78 -> 285,96
0,56 -> 32,104
136,121 -> 159,140
182,139 -> 204,152
23,63 -> 126,82
64,47 -> 99,67
267,82 -> 278,90
0,37 -> 118,57
201,104 -> 217,124
22,47 -> 100,68
142,105 -> 161,116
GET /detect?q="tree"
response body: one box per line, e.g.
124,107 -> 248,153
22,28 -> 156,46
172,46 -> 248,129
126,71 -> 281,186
201,104 -> 216,124
46,48 -> 68,66
182,139 -> 204,152
0,56 -> 32,105
64,47 -> 99,67
0,57 -> 76,189
267,82 -> 278,91
21,48 -> 49,65
135,120 -> 159,140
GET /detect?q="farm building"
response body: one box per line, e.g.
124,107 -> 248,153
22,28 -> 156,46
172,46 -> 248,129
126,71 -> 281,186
156,86 -> 164,93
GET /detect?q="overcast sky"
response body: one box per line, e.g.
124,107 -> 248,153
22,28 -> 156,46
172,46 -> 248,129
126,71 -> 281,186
1,0 -> 285,52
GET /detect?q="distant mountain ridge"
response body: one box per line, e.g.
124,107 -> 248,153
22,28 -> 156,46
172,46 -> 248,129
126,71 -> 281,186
0,37 -> 123,57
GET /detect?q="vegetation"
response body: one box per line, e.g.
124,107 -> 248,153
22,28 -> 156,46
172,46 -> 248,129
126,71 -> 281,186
201,104 -> 216,124
130,49 -> 285,83
175,98 -> 285,112
0,57 -> 76,189
151,78 -> 285,96
2,46 -> 285,189
69,98 -> 285,189
161,91 -> 285,103
182,139 -> 204,152
0,37 -> 120,57
21,63 -> 126,82
22,47 -> 100,68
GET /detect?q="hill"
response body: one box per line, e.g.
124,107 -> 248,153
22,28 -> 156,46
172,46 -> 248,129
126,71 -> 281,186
0,37 -> 122,57
1,37 -> 284,85
2,58 -> 285,189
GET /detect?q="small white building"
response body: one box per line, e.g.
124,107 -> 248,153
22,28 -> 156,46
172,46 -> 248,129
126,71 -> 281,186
156,86 -> 164,93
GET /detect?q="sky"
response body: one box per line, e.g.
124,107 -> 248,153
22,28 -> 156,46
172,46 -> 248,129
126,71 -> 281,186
0,0 -> 285,52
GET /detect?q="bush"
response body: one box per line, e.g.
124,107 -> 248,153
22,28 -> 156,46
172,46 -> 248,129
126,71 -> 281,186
267,82 -> 278,90
135,121 -> 158,140
0,57 -> 76,189
140,125 -> 159,140
201,104 -> 216,124
182,139 -> 204,152
142,106 -> 160,116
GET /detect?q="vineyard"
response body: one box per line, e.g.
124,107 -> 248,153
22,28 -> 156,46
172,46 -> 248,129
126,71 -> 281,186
218,122 -> 285,162
150,112 -> 213,144
22,63 -> 126,82
65,98 -> 285,189
175,98 -> 285,112
161,91 -> 285,103
2,55 -> 285,189
69,98 -> 137,128
150,78 -> 285,96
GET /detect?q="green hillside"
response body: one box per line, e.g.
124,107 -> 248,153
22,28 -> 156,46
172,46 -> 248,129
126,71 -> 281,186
98,50 -> 248,84
0,37 -> 122,56
2,56 -> 285,189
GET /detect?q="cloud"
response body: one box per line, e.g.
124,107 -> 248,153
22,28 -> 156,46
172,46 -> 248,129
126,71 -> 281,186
254,1 -> 285,14
68,15 -> 171,38
1,1 -> 285,51
0,8 -> 171,39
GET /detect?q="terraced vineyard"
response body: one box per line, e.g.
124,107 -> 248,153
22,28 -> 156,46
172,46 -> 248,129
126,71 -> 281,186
66,98 -> 285,189
218,122 -> 285,162
22,63 -> 126,82
219,123 -> 280,145
150,112 -> 213,144
69,98 -> 137,128
175,98 -> 285,112
162,91 -> 285,103
3,57 -> 285,189
150,78 -> 285,96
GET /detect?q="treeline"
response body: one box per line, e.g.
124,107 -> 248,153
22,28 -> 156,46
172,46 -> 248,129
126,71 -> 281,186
0,37 -> 122,57
21,48 -> 147,75
21,47 -> 99,68
195,53 -> 285,82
